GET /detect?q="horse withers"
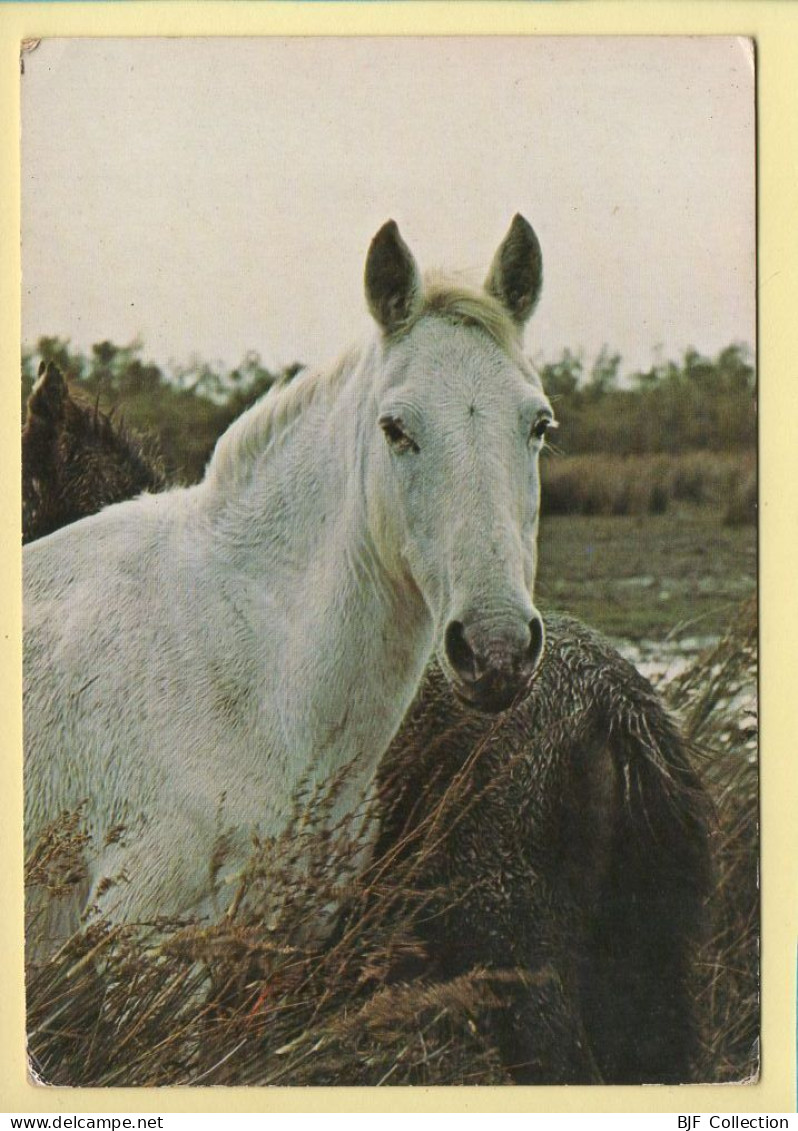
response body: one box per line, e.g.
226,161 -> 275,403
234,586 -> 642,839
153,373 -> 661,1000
24,216 -> 553,941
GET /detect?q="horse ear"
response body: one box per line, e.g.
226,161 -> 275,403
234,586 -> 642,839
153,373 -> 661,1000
485,214 -> 543,326
27,362 -> 66,423
365,220 -> 423,335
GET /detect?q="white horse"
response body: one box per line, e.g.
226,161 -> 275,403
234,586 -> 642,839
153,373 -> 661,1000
24,216 -> 554,943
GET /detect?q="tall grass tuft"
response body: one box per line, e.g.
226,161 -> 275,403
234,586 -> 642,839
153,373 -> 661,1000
666,597 -> 759,1081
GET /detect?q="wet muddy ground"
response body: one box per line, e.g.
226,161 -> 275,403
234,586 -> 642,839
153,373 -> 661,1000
537,506 -> 757,643
536,507 -> 758,752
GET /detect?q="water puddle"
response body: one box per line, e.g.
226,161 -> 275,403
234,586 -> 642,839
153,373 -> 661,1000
614,633 -> 758,763
614,634 -> 720,685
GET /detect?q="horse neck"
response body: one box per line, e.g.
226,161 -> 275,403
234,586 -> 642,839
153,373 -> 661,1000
197,366 -> 434,783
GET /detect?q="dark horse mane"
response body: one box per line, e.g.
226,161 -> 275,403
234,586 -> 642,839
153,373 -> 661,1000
21,365 -> 713,1084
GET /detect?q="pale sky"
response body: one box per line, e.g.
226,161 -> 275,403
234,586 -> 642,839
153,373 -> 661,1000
21,37 -> 755,378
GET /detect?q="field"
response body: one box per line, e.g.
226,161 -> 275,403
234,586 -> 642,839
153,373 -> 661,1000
537,506 -> 757,642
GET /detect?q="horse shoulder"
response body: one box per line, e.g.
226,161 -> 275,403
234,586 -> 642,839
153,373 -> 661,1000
24,495 -> 182,799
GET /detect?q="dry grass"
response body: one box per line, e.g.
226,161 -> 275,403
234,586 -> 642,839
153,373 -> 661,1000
541,451 -> 756,522
26,755 -> 517,1086
666,596 -> 759,1081
25,606 -> 758,1087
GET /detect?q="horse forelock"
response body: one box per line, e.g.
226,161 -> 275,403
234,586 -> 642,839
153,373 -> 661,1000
417,274 -> 523,353
397,275 -> 543,394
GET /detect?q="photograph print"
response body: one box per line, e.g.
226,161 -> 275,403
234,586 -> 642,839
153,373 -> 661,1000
21,37 -> 757,1086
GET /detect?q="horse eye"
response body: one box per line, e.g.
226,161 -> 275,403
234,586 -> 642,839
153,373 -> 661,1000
379,415 -> 419,454
531,416 -> 556,443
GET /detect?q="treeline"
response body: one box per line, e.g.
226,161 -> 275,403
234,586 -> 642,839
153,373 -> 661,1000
22,337 -> 301,483
22,337 -> 755,484
538,343 -> 755,455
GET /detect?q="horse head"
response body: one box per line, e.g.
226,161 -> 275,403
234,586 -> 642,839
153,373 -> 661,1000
364,216 -> 553,712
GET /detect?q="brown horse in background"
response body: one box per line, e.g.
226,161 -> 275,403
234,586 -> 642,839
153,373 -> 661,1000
22,361 -> 167,544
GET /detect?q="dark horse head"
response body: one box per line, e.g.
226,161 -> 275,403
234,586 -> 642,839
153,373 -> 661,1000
22,362 -> 167,544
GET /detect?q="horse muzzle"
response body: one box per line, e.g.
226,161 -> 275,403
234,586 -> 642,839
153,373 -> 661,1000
443,612 -> 545,714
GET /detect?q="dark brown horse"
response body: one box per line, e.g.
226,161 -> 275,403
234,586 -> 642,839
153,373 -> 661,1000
22,361 -> 166,544
375,617 -> 711,1083
22,365 -> 712,1084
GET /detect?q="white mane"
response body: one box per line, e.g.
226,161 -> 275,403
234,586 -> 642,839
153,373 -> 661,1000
205,343 -> 366,492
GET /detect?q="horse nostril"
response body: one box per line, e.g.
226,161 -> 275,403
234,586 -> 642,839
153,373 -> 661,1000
445,620 -> 479,682
528,615 -> 545,670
